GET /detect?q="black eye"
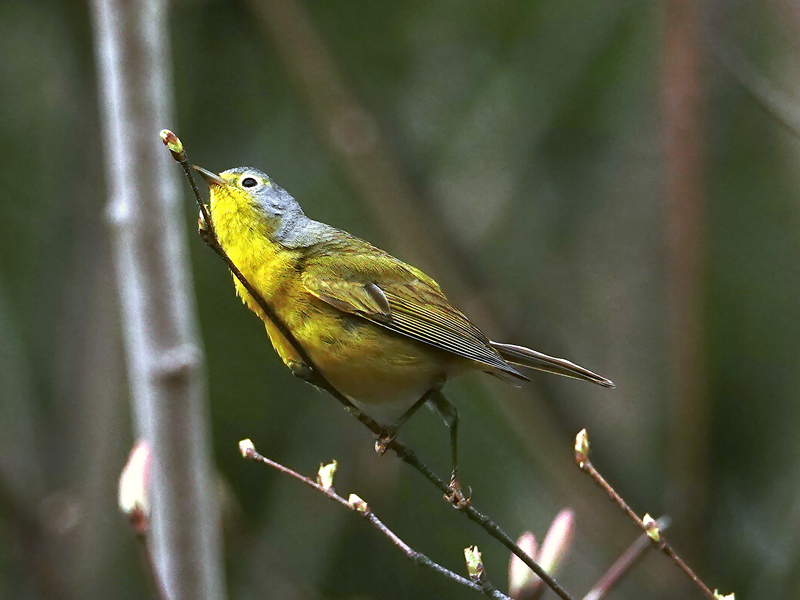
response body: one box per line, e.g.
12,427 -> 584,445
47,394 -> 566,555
241,177 -> 258,188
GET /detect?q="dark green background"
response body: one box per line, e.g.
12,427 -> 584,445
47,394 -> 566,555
1,0 -> 796,598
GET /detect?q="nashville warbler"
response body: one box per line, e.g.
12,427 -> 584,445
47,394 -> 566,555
195,165 -> 613,495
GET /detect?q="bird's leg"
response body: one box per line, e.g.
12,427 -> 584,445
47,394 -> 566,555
374,388 -> 436,455
430,391 -> 468,507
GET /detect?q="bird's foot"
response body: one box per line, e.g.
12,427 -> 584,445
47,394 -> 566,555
287,361 -> 315,384
374,426 -> 398,455
444,471 -> 470,509
198,215 -> 213,242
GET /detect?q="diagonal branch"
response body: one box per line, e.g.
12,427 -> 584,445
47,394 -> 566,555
239,439 -> 509,599
582,516 -> 671,600
575,429 -> 732,599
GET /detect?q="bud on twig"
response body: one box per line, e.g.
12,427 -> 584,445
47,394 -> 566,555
575,429 -> 590,468
118,440 -> 151,535
159,129 -> 185,162
317,460 -> 338,491
464,545 -> 485,583
642,513 -> 662,544
348,493 -> 369,514
239,438 -> 256,459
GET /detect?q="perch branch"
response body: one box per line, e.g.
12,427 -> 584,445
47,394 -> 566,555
239,439 -> 509,599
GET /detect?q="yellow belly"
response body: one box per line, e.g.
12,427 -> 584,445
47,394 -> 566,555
263,297 -> 458,424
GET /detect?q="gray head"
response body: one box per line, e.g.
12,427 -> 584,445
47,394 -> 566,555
220,166 -> 304,221
195,165 -> 310,242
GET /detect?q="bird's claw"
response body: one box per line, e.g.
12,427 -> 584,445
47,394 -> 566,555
287,361 -> 314,383
444,472 -> 470,508
374,426 -> 398,455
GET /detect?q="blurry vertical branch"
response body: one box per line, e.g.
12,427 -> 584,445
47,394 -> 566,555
89,1 -> 226,600
660,0 -> 709,534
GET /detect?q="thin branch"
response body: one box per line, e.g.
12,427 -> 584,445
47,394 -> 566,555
575,430 -> 728,599
239,439 -> 509,599
89,2 -> 225,598
582,516 -> 671,600
706,3 -> 800,139
160,132 -> 576,600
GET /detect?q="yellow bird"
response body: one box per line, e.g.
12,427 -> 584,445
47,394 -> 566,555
195,165 -> 613,493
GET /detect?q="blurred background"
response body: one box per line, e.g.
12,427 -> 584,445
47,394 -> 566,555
1,0 -> 799,598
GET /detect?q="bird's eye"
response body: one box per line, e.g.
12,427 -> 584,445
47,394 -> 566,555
241,177 -> 258,188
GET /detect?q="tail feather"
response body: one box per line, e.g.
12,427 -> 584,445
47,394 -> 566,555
490,342 -> 614,388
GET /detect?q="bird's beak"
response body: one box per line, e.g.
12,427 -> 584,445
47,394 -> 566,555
193,165 -> 226,187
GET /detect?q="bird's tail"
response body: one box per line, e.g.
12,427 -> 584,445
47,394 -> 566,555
490,342 -> 614,388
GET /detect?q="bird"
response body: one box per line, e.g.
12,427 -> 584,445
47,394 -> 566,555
194,165 -> 613,497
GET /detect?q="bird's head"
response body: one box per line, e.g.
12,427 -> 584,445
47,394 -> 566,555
194,165 -> 305,239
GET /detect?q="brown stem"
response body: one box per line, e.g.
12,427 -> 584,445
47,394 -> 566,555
576,432 -> 722,599
661,0 -> 709,537
582,516 -> 671,600
240,440 -> 509,599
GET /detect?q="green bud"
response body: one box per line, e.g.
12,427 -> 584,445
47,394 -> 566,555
464,545 -> 484,582
317,460 -> 338,491
575,429 -> 590,467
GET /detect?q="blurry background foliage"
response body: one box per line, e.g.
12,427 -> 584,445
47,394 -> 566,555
1,0 -> 799,598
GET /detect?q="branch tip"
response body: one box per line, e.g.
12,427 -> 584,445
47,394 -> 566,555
118,440 -> 151,535
574,429 -> 590,468
159,129 -> 185,161
238,438 -> 257,459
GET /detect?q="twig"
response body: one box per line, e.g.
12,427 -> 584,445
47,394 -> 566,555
582,516 -> 671,600
160,132 -> 576,600
706,2 -> 800,139
575,430 -> 730,599
238,439 -> 509,599
89,1 -> 226,597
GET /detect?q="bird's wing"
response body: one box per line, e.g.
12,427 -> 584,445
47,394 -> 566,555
301,253 -> 527,380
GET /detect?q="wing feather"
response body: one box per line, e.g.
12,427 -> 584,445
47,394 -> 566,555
302,265 -> 525,380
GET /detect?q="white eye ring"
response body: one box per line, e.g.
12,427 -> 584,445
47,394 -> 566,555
241,176 -> 259,188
